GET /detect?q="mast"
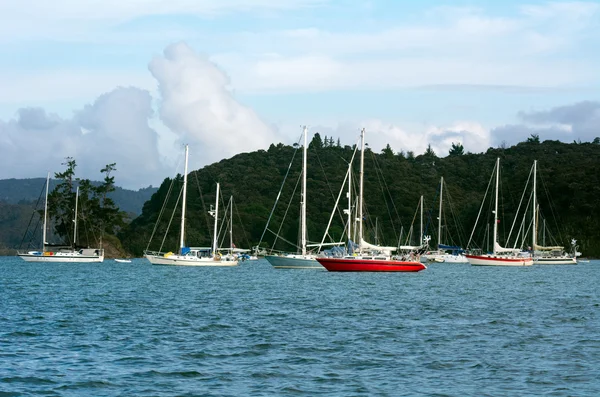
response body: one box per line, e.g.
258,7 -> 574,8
229,196 -> 233,254
492,157 -> 500,255
301,126 -> 308,256
42,172 -> 50,252
438,177 -> 443,249
179,144 -> 189,253
420,195 -> 423,246
532,160 -> 537,250
375,217 -> 378,245
358,128 -> 365,251
212,182 -> 220,255
73,186 -> 79,248
347,161 -> 352,242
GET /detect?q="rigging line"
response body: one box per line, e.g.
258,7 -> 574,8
467,160 -> 496,250
145,165 -> 181,252
272,166 -> 303,253
233,199 -> 252,250
403,197 -> 421,247
444,182 -> 468,248
311,146 -> 347,225
19,178 -> 47,250
256,138 -> 302,250
368,151 -> 398,242
192,171 -> 213,245
159,184 -> 183,254
506,163 -> 534,247
538,166 -> 564,244
265,227 -> 300,250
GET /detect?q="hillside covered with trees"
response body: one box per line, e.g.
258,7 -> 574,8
119,135 -> 600,258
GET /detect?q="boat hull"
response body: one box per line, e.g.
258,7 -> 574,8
466,254 -> 533,266
265,255 -> 323,269
18,252 -> 104,263
316,257 -> 426,272
427,253 -> 468,263
145,254 -> 238,266
534,257 -> 577,265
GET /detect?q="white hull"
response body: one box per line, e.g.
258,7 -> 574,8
466,254 -> 533,266
18,252 -> 104,263
427,253 -> 468,263
145,254 -> 238,266
534,257 -> 577,265
265,255 -> 323,269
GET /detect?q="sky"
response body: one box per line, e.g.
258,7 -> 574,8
0,0 -> 599,189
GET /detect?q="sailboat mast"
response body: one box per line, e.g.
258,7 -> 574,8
301,126 -> 308,256
420,195 -> 423,246
74,186 -> 79,248
229,196 -> 233,254
180,144 -> 189,252
213,182 -> 220,255
438,177 -> 443,249
358,128 -> 365,251
532,160 -> 537,250
493,157 -> 500,255
347,162 -> 352,242
42,172 -> 50,252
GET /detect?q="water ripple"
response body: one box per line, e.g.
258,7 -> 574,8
1,258 -> 599,396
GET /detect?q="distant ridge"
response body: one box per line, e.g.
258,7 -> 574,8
0,178 -> 157,215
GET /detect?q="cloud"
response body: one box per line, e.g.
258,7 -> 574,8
0,87 -> 168,188
148,42 -> 279,171
492,101 -> 600,145
305,119 -> 491,157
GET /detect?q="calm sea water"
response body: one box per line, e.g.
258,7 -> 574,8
1,257 -> 599,396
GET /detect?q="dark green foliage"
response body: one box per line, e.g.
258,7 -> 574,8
45,159 -> 128,248
449,142 -> 465,156
118,139 -> 600,258
527,134 -> 541,144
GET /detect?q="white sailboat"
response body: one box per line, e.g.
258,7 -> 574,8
144,145 -> 238,266
426,177 -> 468,263
264,126 -> 323,269
18,175 -> 104,263
465,158 -> 533,266
531,160 -> 577,265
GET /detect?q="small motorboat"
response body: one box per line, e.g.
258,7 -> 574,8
114,258 -> 132,263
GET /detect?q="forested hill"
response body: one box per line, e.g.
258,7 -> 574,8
119,138 -> 600,258
0,178 -> 157,215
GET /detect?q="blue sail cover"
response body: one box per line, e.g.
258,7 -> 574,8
439,244 -> 464,253
181,247 -> 191,255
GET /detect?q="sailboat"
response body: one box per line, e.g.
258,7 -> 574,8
264,126 -> 323,269
426,177 -> 468,263
144,145 -> 238,266
316,129 -> 426,272
531,160 -> 578,265
18,174 -> 104,263
465,158 -> 533,266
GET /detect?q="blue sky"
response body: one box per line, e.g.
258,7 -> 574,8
1,0 -> 599,188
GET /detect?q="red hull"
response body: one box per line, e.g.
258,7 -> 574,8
316,257 -> 426,272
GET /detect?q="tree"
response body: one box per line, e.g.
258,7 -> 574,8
449,142 -> 465,156
406,151 -> 415,160
527,133 -> 540,144
593,137 -> 600,144
336,138 -> 341,147
309,132 -> 323,149
48,157 -> 77,245
424,144 -> 436,157
381,143 -> 394,158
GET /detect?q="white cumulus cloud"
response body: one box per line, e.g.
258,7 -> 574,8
148,42 -> 279,171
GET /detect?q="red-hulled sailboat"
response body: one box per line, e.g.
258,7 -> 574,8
315,128 -> 426,273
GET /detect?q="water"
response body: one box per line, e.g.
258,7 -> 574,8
1,257 -> 599,396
